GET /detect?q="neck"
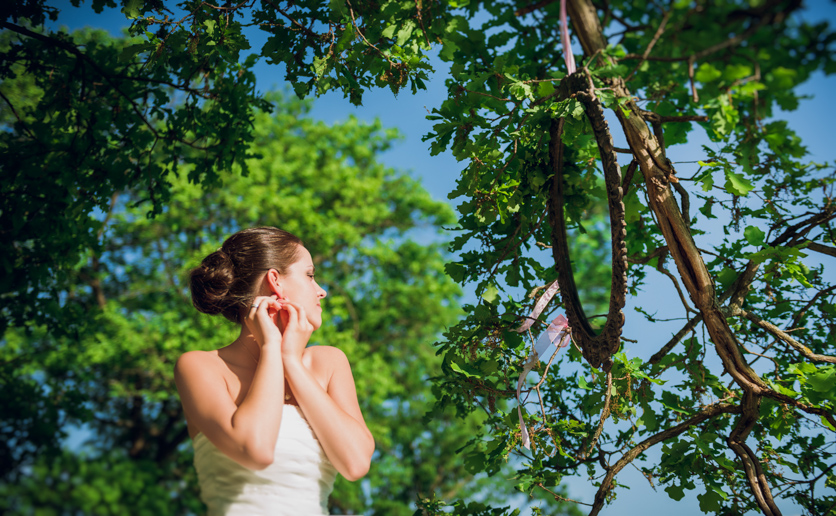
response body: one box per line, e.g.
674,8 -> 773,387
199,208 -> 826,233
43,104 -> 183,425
234,325 -> 261,365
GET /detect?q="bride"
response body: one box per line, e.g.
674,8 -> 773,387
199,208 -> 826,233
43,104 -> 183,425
175,227 -> 374,515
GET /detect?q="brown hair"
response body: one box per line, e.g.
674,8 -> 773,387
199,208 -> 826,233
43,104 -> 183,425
189,227 -> 303,323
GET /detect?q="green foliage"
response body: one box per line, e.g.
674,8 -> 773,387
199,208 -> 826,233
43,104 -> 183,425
0,20 -> 268,335
0,91 -> 512,515
4,1 -> 836,515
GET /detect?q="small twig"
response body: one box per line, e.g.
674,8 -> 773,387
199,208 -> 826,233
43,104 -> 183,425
740,342 -> 782,376
345,0 -> 397,68
791,285 -> 836,329
198,0 -> 253,12
0,89 -> 36,139
647,315 -> 703,367
688,56 -> 698,103
514,0 -> 559,16
535,483 -> 594,506
625,11 -> 670,81
583,370 -> 613,459
620,13 -> 776,63
621,159 -> 638,196
655,252 -> 697,314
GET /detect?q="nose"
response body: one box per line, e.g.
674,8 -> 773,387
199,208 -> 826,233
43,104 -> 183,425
318,285 -> 327,299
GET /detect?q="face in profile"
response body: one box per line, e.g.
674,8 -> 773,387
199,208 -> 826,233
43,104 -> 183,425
277,246 -> 327,329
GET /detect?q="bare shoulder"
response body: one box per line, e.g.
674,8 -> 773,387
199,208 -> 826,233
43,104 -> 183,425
303,345 -> 352,384
305,345 -> 349,367
174,349 -> 222,380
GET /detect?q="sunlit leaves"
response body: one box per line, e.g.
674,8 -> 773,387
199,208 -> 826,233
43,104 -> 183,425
4,0 -> 836,514
1,92 -> 480,515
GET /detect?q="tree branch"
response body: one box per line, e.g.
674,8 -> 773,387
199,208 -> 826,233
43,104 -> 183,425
625,11 -> 670,80
588,403 -> 741,516
646,315 -> 703,366
791,285 -> 836,329
804,240 -> 836,258
733,308 -> 836,364
514,0 -> 559,17
728,391 -> 783,516
583,370 -> 612,459
619,7 -> 788,64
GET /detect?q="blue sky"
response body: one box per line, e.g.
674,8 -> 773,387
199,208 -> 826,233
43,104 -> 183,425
47,1 -> 836,514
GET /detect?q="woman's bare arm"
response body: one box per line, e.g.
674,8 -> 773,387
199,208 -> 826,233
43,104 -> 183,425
174,296 -> 291,470
285,344 -> 375,481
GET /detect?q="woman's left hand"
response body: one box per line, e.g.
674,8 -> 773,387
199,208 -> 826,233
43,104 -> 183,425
277,302 -> 313,365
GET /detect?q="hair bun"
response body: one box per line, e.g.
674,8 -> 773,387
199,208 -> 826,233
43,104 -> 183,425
190,249 -> 236,316
189,227 -> 304,324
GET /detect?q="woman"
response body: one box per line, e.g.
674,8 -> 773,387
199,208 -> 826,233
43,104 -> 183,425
175,227 -> 374,515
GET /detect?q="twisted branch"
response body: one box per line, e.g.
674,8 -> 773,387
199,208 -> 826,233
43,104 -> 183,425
546,70 -> 628,370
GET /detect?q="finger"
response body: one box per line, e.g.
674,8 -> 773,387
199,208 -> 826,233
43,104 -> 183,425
294,304 -> 308,327
282,303 -> 299,327
249,297 -> 266,314
247,298 -> 261,318
248,296 -> 275,320
256,298 -> 281,323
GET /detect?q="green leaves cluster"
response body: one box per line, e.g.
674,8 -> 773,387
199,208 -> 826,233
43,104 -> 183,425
4,0 -> 836,514
0,15 -> 267,335
0,90 -> 508,515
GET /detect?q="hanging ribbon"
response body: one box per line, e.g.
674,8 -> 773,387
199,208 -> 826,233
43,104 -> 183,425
513,0 -> 575,451
537,314 -> 572,359
514,281 -> 572,449
514,280 -> 560,334
560,0 -> 576,74
516,315 -> 572,449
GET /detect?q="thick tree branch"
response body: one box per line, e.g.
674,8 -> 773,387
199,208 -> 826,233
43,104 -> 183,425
804,240 -> 836,258
728,391 -> 782,516
566,3 -> 789,513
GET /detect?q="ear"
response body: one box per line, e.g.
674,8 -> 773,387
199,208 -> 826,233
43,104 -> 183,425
265,269 -> 285,299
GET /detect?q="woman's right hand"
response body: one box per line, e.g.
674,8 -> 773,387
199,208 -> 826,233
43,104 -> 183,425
244,295 -> 284,348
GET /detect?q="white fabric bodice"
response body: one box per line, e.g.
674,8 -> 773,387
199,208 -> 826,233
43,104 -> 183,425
193,405 -> 337,515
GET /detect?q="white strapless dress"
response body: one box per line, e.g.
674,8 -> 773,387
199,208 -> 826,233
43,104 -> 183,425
193,405 -> 338,515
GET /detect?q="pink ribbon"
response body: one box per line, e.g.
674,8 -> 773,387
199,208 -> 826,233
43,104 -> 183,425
514,280 -> 560,334
514,282 -> 572,449
560,0 -> 576,74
